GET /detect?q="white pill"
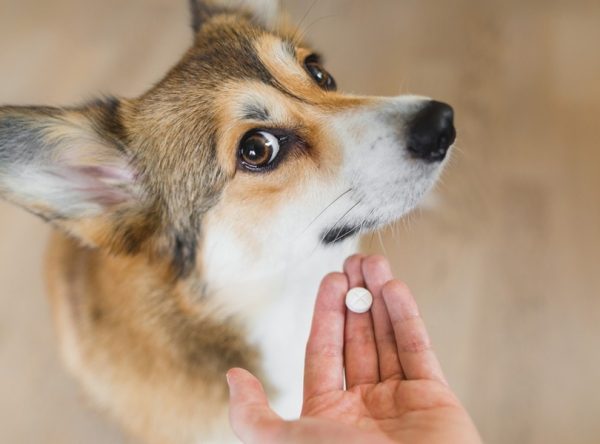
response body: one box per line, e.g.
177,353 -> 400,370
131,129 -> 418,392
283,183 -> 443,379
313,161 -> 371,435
345,287 -> 373,314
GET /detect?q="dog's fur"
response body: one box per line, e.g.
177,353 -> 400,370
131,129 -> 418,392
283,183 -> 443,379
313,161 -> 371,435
0,1 -> 452,442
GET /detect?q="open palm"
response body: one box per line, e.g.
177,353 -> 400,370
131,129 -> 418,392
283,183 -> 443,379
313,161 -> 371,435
228,255 -> 481,444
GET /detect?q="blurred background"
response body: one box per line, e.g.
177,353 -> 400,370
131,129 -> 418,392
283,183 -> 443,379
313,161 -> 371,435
0,0 -> 598,443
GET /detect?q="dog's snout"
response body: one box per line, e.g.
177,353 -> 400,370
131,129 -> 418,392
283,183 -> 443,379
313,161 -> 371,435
406,101 -> 455,162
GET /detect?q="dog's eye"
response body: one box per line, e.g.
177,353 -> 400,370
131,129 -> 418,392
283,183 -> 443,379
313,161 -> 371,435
239,131 -> 281,170
305,55 -> 337,91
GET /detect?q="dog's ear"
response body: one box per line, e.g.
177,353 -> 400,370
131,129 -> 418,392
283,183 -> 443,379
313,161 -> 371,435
189,0 -> 280,32
0,101 -> 155,252
189,0 -> 214,32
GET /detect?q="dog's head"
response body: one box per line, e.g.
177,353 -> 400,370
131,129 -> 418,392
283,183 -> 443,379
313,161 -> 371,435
0,0 -> 455,280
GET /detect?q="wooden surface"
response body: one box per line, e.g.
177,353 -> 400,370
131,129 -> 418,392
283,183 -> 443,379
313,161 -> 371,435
0,1 -> 598,443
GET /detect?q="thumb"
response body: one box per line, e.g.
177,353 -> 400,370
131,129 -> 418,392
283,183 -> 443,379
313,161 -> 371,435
227,368 -> 285,443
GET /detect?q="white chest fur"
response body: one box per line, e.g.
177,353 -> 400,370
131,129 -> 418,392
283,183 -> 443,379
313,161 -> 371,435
202,224 -> 357,419
247,242 -> 356,418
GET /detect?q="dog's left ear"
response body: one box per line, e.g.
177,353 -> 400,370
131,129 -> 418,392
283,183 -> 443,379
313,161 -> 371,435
190,0 -> 280,32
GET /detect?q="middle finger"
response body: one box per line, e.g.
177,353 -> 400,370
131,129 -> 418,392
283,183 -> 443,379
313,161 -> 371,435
343,254 -> 379,387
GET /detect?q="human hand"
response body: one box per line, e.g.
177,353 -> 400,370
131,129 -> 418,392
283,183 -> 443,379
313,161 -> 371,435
227,255 -> 482,444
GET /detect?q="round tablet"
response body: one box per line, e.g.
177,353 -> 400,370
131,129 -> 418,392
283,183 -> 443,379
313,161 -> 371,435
345,287 -> 373,314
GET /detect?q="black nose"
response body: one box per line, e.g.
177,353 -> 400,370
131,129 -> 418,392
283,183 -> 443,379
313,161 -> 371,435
406,101 -> 456,162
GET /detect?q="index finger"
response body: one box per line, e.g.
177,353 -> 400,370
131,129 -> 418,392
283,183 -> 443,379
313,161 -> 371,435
303,272 -> 348,402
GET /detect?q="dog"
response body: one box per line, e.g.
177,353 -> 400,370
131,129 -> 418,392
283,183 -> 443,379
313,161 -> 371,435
0,0 -> 455,442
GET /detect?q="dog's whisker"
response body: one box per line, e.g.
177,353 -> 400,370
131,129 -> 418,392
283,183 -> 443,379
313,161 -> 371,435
321,199 -> 362,244
353,208 -> 378,245
359,208 -> 377,233
293,14 -> 341,45
291,0 -> 321,45
300,187 -> 353,235
303,199 -> 362,258
377,230 -> 389,257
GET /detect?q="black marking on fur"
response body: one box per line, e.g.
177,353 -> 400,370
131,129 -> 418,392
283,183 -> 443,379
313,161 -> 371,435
0,108 -> 60,166
173,232 -> 198,278
270,79 -> 313,104
188,28 -> 273,87
0,116 -> 38,164
187,12 -> 311,106
113,212 -> 157,256
321,225 -> 361,245
90,97 -> 129,150
242,103 -> 270,121
245,46 -> 277,86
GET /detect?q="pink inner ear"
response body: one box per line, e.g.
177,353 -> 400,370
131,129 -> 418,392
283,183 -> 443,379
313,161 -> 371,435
74,165 -> 136,182
51,164 -> 135,207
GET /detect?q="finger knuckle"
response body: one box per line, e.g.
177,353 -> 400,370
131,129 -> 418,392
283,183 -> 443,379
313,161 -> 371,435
306,342 -> 342,359
345,325 -> 375,345
393,318 -> 432,353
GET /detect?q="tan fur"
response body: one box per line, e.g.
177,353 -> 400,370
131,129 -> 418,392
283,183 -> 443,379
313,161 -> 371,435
46,231 -> 259,443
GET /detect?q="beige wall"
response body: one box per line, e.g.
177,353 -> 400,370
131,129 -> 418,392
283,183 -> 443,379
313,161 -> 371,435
0,1 -> 598,443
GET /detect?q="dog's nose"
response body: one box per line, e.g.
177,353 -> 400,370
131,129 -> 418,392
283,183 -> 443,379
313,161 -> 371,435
406,101 -> 456,162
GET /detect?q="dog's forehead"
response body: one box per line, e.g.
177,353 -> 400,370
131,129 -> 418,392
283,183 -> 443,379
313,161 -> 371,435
182,17 -> 298,87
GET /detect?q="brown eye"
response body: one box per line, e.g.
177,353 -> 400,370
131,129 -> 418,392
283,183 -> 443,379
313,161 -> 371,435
305,55 -> 337,91
239,131 -> 281,170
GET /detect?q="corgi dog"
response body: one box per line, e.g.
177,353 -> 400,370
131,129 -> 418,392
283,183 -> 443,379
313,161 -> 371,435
0,0 -> 455,442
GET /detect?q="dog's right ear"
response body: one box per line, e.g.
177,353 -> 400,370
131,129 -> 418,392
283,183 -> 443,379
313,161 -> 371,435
189,0 -> 280,32
189,0 -> 214,33
0,102 -> 156,253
